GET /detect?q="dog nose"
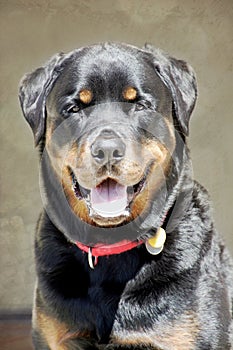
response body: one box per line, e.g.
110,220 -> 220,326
91,130 -> 126,165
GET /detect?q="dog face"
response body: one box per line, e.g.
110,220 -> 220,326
19,43 -> 197,234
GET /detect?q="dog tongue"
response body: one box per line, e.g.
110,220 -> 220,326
90,179 -> 127,217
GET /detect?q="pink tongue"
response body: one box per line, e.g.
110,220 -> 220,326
90,179 -> 127,217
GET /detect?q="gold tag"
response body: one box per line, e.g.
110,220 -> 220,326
146,227 -> 166,255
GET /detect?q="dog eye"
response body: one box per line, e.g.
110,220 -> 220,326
68,105 -> 79,113
135,100 -> 152,111
62,104 -> 79,117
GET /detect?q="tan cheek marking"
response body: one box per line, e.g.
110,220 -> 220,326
63,144 -> 79,170
145,140 -> 172,174
127,187 -> 150,221
128,136 -> 174,220
122,86 -> 137,101
61,166 -> 94,225
79,89 -> 93,104
128,159 -> 169,222
42,136 -> 93,225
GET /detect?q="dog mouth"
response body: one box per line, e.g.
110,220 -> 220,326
70,170 -> 147,219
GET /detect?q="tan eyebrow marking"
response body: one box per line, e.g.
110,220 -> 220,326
79,89 -> 93,104
122,86 -> 137,101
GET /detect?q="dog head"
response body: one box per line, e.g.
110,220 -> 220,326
19,43 -> 197,242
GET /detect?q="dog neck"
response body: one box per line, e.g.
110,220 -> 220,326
75,213 -> 168,269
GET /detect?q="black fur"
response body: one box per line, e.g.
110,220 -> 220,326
19,43 -> 233,349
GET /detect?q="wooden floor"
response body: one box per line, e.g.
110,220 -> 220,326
0,315 -> 33,350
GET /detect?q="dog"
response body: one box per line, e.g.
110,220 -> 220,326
19,43 -> 233,349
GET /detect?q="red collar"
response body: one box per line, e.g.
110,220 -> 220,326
76,239 -> 144,268
75,212 -> 168,268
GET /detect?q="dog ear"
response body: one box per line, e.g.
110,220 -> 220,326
19,53 -> 69,146
144,44 -> 197,136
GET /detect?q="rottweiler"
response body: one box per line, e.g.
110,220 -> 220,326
19,43 -> 233,349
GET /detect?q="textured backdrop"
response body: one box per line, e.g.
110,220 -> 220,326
0,0 -> 232,311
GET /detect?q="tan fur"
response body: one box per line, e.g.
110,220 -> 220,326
122,86 -> 137,101
79,89 -> 93,104
35,308 -> 91,350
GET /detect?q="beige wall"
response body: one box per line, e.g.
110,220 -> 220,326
0,0 -> 232,311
